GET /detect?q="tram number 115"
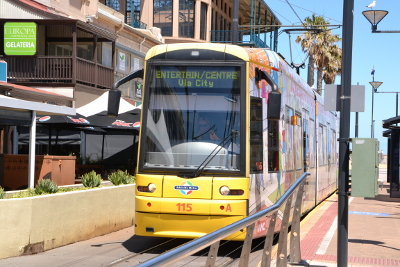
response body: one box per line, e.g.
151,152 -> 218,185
177,203 -> 193,212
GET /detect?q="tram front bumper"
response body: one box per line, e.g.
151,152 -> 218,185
135,196 -> 248,240
135,211 -> 246,240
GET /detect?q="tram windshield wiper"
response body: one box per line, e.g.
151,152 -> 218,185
185,130 -> 240,178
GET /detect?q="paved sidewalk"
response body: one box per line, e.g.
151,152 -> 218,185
297,167 -> 400,267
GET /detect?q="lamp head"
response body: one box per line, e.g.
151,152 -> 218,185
362,10 -> 389,31
369,81 -> 383,92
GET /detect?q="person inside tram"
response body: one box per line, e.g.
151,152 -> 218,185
194,117 -> 220,141
194,115 -> 240,154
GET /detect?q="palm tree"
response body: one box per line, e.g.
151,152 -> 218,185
295,15 -> 342,94
313,28 -> 342,91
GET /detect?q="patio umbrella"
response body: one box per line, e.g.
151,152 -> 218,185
36,113 -> 98,154
86,109 -> 141,170
76,91 -> 137,117
86,109 -> 140,131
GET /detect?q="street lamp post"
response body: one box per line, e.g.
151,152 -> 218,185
363,10 -> 400,33
369,79 -> 383,138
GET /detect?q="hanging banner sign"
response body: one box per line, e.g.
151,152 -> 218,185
4,22 -> 37,55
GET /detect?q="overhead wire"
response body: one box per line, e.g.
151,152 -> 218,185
277,0 -> 342,24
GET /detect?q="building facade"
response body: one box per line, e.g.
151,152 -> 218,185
0,0 -> 163,107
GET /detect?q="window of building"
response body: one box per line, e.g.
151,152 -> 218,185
130,56 -> 144,99
126,0 -> 141,26
179,0 -> 195,38
117,50 -> 130,73
101,42 -> 113,68
105,0 -> 121,11
154,0 -> 173,36
200,3 -> 208,40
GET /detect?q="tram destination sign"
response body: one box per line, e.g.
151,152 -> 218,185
155,67 -> 239,89
4,22 -> 37,56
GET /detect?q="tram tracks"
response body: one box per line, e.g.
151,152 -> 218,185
103,236 -> 247,267
104,234 -> 272,267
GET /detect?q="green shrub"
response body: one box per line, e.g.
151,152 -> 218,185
35,179 -> 59,195
82,170 -> 102,188
0,186 -> 4,199
8,188 -> 36,199
108,170 -> 136,185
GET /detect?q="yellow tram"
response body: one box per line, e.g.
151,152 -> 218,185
133,43 -> 338,240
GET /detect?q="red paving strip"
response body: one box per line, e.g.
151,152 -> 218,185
300,198 -> 400,266
313,255 -> 400,266
300,200 -> 338,259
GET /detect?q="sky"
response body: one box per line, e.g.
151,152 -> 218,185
264,0 -> 400,154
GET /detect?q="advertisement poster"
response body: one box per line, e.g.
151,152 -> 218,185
118,52 -> 126,71
4,22 -> 37,55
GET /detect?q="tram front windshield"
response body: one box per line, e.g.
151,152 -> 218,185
141,65 -> 242,174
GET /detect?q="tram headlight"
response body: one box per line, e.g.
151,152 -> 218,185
148,183 -> 156,192
220,186 -> 230,195
137,183 -> 157,193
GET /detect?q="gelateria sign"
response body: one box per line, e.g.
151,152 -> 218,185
4,22 -> 37,55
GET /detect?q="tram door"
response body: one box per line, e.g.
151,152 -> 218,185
327,126 -> 336,187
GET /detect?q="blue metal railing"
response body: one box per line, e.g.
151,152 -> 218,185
137,172 -> 310,267
131,18 -> 147,29
210,30 -> 269,48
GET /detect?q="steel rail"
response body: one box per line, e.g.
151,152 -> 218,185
137,172 -> 310,267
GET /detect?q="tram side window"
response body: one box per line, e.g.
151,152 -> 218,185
331,129 -> 337,164
327,123 -> 331,165
250,98 -> 263,173
286,107 -> 295,171
268,120 -> 279,172
309,119 -> 315,168
318,124 -> 327,165
303,117 -> 309,171
295,112 -> 302,171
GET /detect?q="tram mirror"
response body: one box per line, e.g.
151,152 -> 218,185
107,89 -> 121,117
107,69 -> 144,116
268,92 -> 281,120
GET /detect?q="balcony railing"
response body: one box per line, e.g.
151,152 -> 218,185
210,30 -> 269,48
3,56 -> 114,89
131,18 -> 147,29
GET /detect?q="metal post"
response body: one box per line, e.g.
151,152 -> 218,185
232,0 -> 239,44
289,182 -> 306,264
28,111 -> 36,188
337,0 -> 354,266
276,195 -> 293,267
371,75 -> 375,138
205,241 -> 220,267
261,212 -> 278,267
238,223 -> 255,267
355,112 -> 358,138
12,126 -> 19,154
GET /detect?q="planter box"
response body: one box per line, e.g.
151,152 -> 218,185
0,154 -> 76,190
0,184 -> 135,259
